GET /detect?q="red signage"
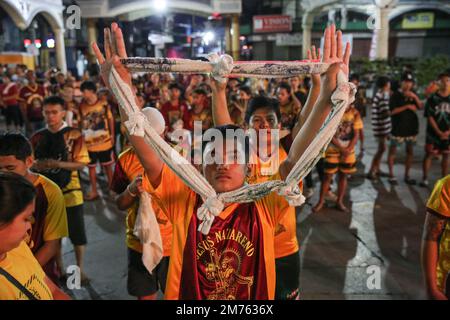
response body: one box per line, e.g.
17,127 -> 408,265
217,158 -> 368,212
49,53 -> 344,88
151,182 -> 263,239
253,15 -> 292,33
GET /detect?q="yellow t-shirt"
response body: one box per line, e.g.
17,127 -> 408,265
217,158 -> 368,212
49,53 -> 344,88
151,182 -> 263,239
31,174 -> 68,245
327,107 -> 363,155
112,148 -> 173,256
0,241 -> 53,300
143,164 -> 290,300
79,99 -> 114,152
61,129 -> 90,208
248,147 -> 300,259
427,175 -> 450,291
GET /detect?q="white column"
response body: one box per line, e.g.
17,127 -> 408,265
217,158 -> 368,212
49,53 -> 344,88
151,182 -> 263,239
375,7 -> 390,60
302,12 -> 314,59
55,28 -> 67,74
87,18 -> 98,64
231,15 -> 240,61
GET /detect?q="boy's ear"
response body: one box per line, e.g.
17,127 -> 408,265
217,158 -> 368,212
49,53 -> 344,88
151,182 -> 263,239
25,156 -> 34,169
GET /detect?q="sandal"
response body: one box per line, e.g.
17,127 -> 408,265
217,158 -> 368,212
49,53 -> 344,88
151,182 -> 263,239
388,177 -> 398,185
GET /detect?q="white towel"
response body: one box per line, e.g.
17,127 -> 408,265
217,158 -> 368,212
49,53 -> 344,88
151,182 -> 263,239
133,192 -> 163,274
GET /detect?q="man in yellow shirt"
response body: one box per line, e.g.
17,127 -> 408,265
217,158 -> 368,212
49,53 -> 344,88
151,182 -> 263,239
93,22 -> 349,299
0,133 -> 68,284
79,81 -> 116,200
31,96 -> 90,284
421,174 -> 450,300
0,172 -> 69,300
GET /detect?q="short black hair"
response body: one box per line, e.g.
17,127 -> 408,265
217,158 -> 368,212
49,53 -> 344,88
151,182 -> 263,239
0,172 -> 36,225
80,80 -> 97,93
350,74 -> 360,82
244,95 -> 281,124
277,82 -> 291,94
193,88 -> 208,97
43,96 -> 66,110
437,72 -> 450,80
168,82 -> 183,91
201,124 -> 250,164
376,76 -> 390,89
0,132 -> 33,161
238,85 -> 252,96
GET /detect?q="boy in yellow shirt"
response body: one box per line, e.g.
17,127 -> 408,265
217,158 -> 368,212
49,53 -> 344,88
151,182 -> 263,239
0,172 -> 69,300
313,104 -> 363,213
0,133 -> 68,284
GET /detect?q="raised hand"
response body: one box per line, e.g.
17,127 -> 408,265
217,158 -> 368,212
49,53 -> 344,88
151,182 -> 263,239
91,23 -> 131,90
319,24 -> 351,101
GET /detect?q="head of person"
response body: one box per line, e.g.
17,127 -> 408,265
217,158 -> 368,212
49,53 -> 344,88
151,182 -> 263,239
228,79 -> 240,91
80,80 -> 97,102
201,124 -> 250,193
150,73 -> 160,85
61,84 -> 74,103
437,72 -> 450,93
169,82 -> 182,100
25,70 -> 36,84
0,172 -> 36,254
400,73 -> 414,91
376,76 -> 390,91
1,74 -> 11,84
289,76 -> 301,92
350,74 -> 360,86
244,95 -> 281,153
238,86 -> 252,101
97,88 -> 110,103
0,133 -> 34,177
276,83 -> 292,105
43,96 -> 66,129
56,72 -> 66,85
192,88 -> 208,111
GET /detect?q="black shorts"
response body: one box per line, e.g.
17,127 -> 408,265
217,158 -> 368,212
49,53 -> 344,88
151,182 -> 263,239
5,105 -> 23,127
88,149 -> 115,167
127,248 -> 170,297
66,205 -> 87,246
275,250 -> 300,300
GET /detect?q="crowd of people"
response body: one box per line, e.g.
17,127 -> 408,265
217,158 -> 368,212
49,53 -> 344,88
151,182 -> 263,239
0,22 -> 449,300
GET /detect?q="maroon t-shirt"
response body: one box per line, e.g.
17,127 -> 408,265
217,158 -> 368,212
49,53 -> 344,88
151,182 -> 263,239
19,84 -> 47,121
179,196 -> 269,300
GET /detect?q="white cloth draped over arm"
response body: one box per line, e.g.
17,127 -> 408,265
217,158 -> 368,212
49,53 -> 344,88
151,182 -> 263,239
109,56 -> 356,236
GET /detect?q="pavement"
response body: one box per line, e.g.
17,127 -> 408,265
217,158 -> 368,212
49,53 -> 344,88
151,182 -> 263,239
1,111 -> 442,300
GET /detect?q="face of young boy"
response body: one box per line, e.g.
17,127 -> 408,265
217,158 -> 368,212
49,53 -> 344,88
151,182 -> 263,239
0,201 -> 34,253
202,141 -> 248,193
0,155 -> 32,177
248,107 -> 280,152
43,104 -> 66,128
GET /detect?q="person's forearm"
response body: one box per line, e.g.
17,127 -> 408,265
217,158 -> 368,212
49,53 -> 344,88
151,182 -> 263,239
211,87 -> 233,126
292,78 -> 321,138
280,95 -> 332,179
115,189 -> 137,210
56,161 -> 86,171
421,240 -> 441,296
429,117 -> 444,136
109,118 -> 115,140
391,105 -> 412,116
45,277 -> 71,300
35,239 -> 60,267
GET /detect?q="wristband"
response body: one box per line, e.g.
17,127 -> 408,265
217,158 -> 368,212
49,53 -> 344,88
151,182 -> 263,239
127,184 -> 137,197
